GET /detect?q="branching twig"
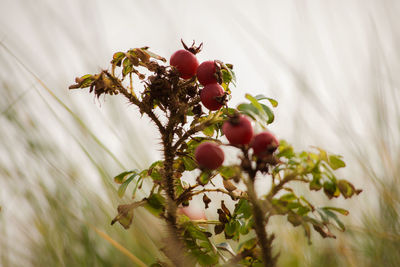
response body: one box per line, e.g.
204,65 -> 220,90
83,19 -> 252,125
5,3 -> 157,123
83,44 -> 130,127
190,188 -> 231,197
266,172 -> 297,201
105,71 -> 165,134
172,116 -> 223,151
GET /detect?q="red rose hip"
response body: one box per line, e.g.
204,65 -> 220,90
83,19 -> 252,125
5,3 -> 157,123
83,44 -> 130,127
200,83 -> 225,111
195,142 -> 224,170
197,60 -> 218,85
170,49 -> 199,79
222,115 -> 253,145
251,132 -> 279,156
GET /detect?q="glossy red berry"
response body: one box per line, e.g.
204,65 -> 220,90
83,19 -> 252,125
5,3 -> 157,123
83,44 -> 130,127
200,83 -> 224,111
197,60 -> 218,85
251,132 -> 279,156
170,50 -> 199,79
222,115 -> 253,145
195,142 -> 224,170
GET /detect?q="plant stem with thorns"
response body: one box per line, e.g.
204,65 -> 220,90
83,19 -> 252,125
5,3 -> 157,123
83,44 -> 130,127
242,148 -> 277,267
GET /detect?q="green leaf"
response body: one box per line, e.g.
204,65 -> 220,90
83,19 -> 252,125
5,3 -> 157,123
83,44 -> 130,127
261,104 -> 274,124
195,252 -> 219,266
111,204 -> 134,229
266,97 -> 278,107
287,202 -> 302,209
130,48 -> 149,63
79,74 -> 95,88
175,179 -> 185,198
182,156 -> 197,171
316,147 -> 329,162
141,48 -> 166,62
186,138 -> 208,152
221,63 -> 236,85
114,170 -> 136,184
198,171 -> 212,185
238,237 -> 257,252
320,208 -> 346,231
122,57 -> 133,77
254,95 -> 279,107
222,107 -> 237,116
302,222 -> 312,244
280,193 -> 297,202
239,219 -> 250,235
131,176 -> 141,198
145,194 -> 165,216
148,161 -> 163,181
322,206 -> 349,216
287,212 -> 303,227
337,179 -> 357,198
238,97 -> 274,125
117,174 -> 136,198
224,220 -> 240,237
245,94 -> 264,113
202,125 -> 215,137
185,224 -> 209,241
271,199 -> 289,215
111,52 -> 125,66
219,165 -> 241,180
234,199 -> 252,219
328,155 -> 346,170
277,140 -> 295,159
310,173 -> 322,191
221,69 -> 233,85
199,240 -> 213,251
297,206 -> 311,216
323,181 -> 340,199
254,94 -> 268,100
237,103 -> 259,120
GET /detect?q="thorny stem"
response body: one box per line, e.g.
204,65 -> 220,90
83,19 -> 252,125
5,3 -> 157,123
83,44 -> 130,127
109,71 -> 189,266
242,148 -> 276,267
161,112 -> 191,266
105,71 -> 165,134
163,131 -> 176,203
247,178 -> 276,267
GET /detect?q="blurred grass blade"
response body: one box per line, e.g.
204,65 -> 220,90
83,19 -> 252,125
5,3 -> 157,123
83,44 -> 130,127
0,42 -> 125,169
92,226 -> 147,267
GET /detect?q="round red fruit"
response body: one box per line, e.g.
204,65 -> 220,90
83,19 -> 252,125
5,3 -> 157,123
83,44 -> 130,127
222,115 -> 253,145
170,50 -> 199,79
195,142 -> 224,170
200,83 -> 224,111
251,132 -> 279,156
197,60 -> 218,85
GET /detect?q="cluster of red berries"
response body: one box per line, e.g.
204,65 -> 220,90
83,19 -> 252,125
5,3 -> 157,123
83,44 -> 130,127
170,48 -> 279,171
196,116 -> 279,170
170,49 -> 224,111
